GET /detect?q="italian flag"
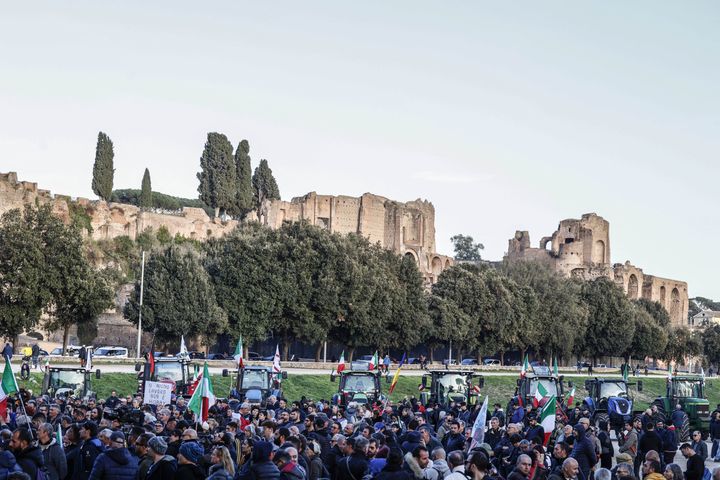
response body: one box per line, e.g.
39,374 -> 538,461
369,351 -> 379,371
188,363 -> 215,422
0,360 -> 19,419
566,387 -> 576,407
336,351 -> 346,374
56,424 -> 63,450
233,337 -> 244,369
540,395 -> 556,446
533,382 -> 548,408
520,354 -> 529,378
272,345 -> 281,374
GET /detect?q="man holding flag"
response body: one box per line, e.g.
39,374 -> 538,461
0,359 -> 19,421
188,362 -> 215,423
389,354 -> 406,395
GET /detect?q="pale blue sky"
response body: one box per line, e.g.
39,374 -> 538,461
1,2 -> 718,297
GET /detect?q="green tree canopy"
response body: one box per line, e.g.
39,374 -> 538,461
140,168 -> 152,209
124,246 -> 228,345
252,159 -> 280,218
92,131 -> 115,201
234,140 -> 254,218
702,325 -> 720,368
197,132 -> 237,217
450,234 -> 484,261
663,327 -> 702,364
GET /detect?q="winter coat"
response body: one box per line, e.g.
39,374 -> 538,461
671,409 -> 686,429
638,430 -> 662,458
657,428 -> 677,452
279,462 -> 305,480
40,438 -> 68,480
427,459 -> 450,480
145,455 -> 178,480
569,424 -> 596,480
508,467 -> 529,480
0,451 -> 21,480
441,433 -> 465,454
402,432 -> 423,455
618,430 -> 638,459
373,464 -> 414,480
308,428 -> 332,464
175,463 -> 205,480
206,463 -> 233,480
691,439 -> 709,462
308,456 -> 326,480
485,428 -> 505,450
88,447 -> 138,480
444,466 -> 467,480
73,438 -> 103,480
236,460 -> 281,480
336,453 -> 369,480
15,445 -> 45,480
137,454 -> 154,480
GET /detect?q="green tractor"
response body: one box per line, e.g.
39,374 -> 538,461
419,370 -> 485,408
331,362 -> 388,407
222,365 -> 287,406
42,367 -> 101,400
652,375 -> 710,442
508,366 -> 564,413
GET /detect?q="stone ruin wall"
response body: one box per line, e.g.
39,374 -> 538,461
265,192 -> 452,283
506,212 -> 689,326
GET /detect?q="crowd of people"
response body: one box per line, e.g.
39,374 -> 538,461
1,361 -> 720,480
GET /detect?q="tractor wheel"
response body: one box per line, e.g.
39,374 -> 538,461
652,400 -> 667,424
595,412 -> 610,429
679,412 -> 691,442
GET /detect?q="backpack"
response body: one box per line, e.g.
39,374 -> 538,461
703,468 -> 712,480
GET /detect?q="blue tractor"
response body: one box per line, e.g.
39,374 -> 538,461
581,377 -> 642,432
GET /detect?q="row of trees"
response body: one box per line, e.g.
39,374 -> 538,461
91,132 -> 281,221
0,206 -> 114,349
121,221 -> 705,365
197,134 -> 280,219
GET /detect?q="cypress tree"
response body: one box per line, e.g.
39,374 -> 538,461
197,132 -> 236,217
140,168 -> 152,210
234,140 -> 254,218
91,132 -> 114,201
252,159 -> 281,218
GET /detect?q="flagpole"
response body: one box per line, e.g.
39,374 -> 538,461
136,251 -> 146,359
16,393 -> 32,440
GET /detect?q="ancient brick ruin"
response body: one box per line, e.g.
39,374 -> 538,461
505,213 -> 689,325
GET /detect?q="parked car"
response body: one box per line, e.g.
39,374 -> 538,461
94,346 -> 129,358
442,359 -> 458,366
247,351 -> 262,361
186,351 -> 205,359
460,358 -> 478,366
208,353 -> 227,360
49,346 -> 82,356
483,358 -> 501,366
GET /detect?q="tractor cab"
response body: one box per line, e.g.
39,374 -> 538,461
653,375 -> 710,441
582,377 -> 642,430
419,370 -> 484,407
222,365 -> 286,406
331,362 -> 387,407
42,367 -> 101,400
135,356 -> 194,397
509,366 -> 563,412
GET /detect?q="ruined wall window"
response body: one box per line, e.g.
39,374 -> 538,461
628,274 -> 639,299
565,238 -> 574,244
316,217 -> 329,230
593,240 -> 606,264
431,256 -> 443,276
660,286 -> 666,305
671,288 -> 680,324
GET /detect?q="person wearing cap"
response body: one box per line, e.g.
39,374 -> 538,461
88,430 -> 138,480
135,432 -> 156,480
176,441 -> 205,480
236,440 -> 281,480
38,422 -> 67,480
146,436 -> 177,480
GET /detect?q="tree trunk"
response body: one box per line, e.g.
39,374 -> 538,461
315,343 -> 323,363
282,339 -> 290,362
348,347 -> 355,362
500,351 -> 505,366
428,346 -> 434,363
63,325 -> 70,356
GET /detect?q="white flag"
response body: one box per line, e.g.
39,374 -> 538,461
180,336 -> 188,357
85,348 -> 92,372
273,345 -> 281,373
470,395 -> 489,450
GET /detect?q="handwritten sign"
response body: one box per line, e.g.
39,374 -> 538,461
143,381 -> 172,406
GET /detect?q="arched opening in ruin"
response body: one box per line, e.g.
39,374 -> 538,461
671,288 -> 680,323
660,286 -> 666,305
593,240 -> 606,264
404,251 -> 418,265
445,259 -> 451,269
431,256 -> 443,276
628,274 -> 639,299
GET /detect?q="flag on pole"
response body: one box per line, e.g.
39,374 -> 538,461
566,387 -> 576,407
233,337 -> 244,369
622,363 -> 629,382
56,424 -> 63,450
0,360 -> 19,419
147,351 -> 155,378
389,354 -> 406,395
470,395 -> 489,450
553,357 -> 559,377
540,395 -> 557,446
272,345 -> 281,373
520,354 -> 529,378
188,363 -> 215,422
188,366 -> 201,396
336,351 -> 346,374
179,336 -> 188,357
85,348 -> 92,372
533,382 -> 548,408
369,351 -> 379,371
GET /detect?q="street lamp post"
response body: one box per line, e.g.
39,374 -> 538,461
135,251 -> 145,359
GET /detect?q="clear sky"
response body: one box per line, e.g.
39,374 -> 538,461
1,2 -> 718,298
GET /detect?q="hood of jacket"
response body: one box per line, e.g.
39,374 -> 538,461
433,459 -> 450,475
106,447 -> 132,465
404,451 -> 424,477
280,461 -> 304,479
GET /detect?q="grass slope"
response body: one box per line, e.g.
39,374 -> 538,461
17,373 -> 719,410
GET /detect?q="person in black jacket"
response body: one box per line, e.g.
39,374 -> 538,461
569,424 -> 596,480
336,437 -> 369,480
74,421 -> 103,480
597,420 -> 614,469
680,443 -> 704,480
88,431 -> 139,480
639,423 -> 663,464
10,428 -> 45,479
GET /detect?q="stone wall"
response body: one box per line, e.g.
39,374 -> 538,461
505,213 -> 689,326
265,192 -> 452,283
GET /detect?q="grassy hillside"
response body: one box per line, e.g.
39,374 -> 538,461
17,373 -> 720,409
